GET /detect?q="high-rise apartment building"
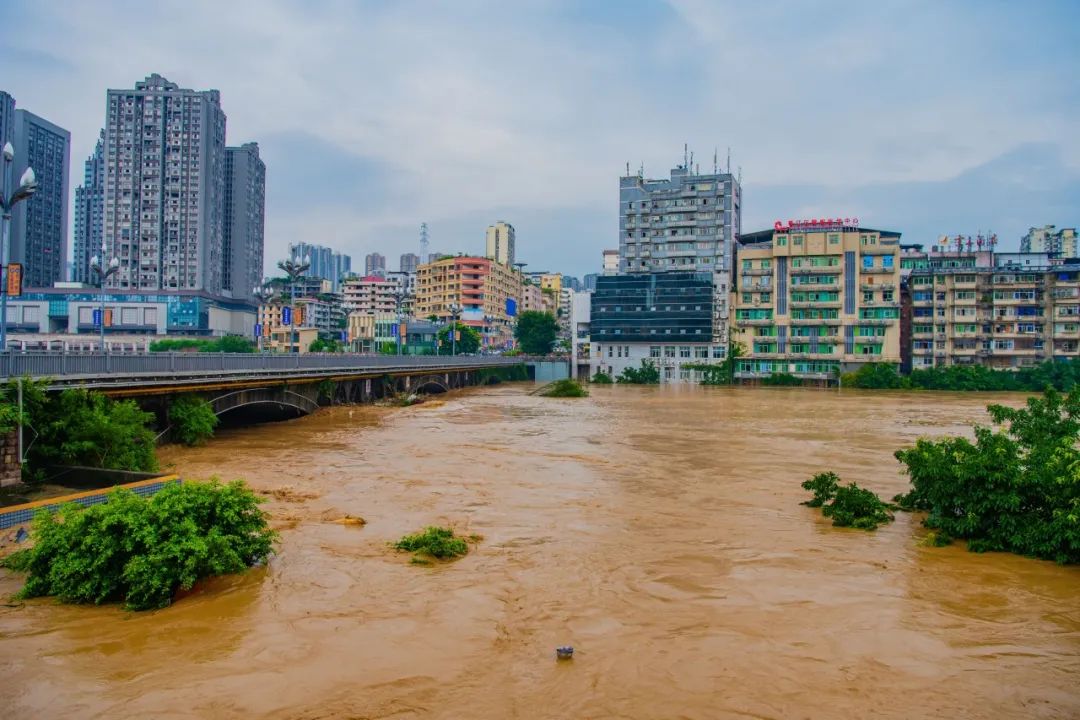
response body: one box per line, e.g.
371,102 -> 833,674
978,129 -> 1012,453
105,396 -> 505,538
10,108 -> 71,288
731,224 -> 903,381
416,256 -> 523,348
485,221 -> 515,266
1021,225 -> 1078,257
341,275 -> 397,315
223,142 -> 265,299
399,252 -> 419,273
619,164 -> 741,275
0,91 -> 14,147
73,130 -> 105,283
102,74 -> 227,293
365,252 -> 386,277
289,242 -> 350,291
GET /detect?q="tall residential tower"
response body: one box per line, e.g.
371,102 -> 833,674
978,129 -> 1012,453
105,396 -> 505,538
223,142 -> 265,299
102,74 -> 227,293
10,108 -> 71,288
73,130 -> 105,283
485,221 -> 515,266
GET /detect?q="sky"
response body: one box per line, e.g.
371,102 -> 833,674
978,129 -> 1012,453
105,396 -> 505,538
2,0 -> 1078,278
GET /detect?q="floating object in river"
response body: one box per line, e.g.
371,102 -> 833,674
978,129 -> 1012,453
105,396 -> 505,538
556,646 -> 574,660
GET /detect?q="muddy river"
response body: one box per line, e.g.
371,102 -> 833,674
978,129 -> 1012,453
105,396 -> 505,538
1,385 -> 1078,719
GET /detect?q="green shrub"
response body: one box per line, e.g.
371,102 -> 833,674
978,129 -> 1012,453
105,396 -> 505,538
541,379 -> 588,397
393,526 -> 474,561
26,389 -> 158,472
2,479 -> 276,610
801,472 -> 894,531
149,337 -> 255,353
617,359 -> 660,384
801,471 -> 840,507
894,387 -> 1080,563
591,371 -> 614,384
169,395 -> 219,446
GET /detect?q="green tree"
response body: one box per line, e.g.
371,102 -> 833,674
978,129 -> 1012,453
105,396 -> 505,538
3,479 -> 277,610
309,337 -> 343,353
514,310 -> 558,355
27,390 -> 158,472
169,395 -> 219,446
894,387 -> 1080,563
617,359 -> 661,384
438,322 -> 481,354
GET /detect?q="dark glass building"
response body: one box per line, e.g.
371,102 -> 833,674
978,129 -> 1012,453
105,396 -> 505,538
590,272 -> 714,342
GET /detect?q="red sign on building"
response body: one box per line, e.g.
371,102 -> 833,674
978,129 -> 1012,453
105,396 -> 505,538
773,217 -> 859,232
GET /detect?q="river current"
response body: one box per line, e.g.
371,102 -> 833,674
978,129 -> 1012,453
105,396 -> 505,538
1,385 -> 1077,719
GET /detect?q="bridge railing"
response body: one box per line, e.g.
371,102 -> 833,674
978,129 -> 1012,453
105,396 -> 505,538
0,351 -> 519,380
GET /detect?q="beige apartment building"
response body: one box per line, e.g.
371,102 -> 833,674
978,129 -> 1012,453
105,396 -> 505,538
731,224 -> 902,380
904,249 -> 1080,370
415,256 -> 523,349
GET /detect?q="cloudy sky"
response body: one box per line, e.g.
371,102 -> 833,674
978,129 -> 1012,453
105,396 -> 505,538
3,1 -> 1078,277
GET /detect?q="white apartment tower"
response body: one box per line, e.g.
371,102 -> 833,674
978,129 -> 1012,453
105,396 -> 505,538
485,221 -> 515,266
102,74 -> 227,293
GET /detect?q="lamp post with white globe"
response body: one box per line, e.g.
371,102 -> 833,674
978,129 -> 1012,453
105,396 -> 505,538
0,142 -> 40,351
90,248 -> 120,352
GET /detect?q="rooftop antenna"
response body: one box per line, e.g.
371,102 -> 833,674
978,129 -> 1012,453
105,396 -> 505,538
626,161 -> 630,176
420,222 -> 429,262
683,143 -> 688,169
639,161 -> 644,176
689,150 -> 694,175
726,147 -> 731,174
713,147 -> 718,175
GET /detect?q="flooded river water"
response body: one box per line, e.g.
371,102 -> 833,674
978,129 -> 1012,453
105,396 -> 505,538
1,385 -> 1078,719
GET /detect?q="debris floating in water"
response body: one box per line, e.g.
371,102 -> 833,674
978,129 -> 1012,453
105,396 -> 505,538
556,646 -> 574,660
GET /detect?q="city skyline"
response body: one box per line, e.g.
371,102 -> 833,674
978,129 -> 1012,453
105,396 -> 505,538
2,1 -> 1078,278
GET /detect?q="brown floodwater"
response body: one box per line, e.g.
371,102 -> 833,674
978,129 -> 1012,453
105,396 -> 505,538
1,385 -> 1078,719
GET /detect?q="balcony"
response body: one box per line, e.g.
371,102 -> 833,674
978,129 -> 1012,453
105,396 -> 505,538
860,282 -> 895,291
790,300 -> 841,308
860,267 -> 897,275
736,318 -> 775,326
790,317 -> 842,325
791,266 -> 841,275
741,268 -> 773,276
791,282 -> 839,291
856,318 -> 897,325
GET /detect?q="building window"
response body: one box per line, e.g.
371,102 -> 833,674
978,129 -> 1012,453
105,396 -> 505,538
650,346 -> 661,358
664,346 -> 676,358
694,346 -> 708,359
828,234 -> 840,244
679,346 -> 691,358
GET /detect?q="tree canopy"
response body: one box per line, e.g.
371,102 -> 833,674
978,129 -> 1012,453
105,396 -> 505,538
438,322 -> 481,354
514,310 -> 558,355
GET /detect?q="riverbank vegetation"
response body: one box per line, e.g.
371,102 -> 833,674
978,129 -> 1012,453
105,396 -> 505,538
617,359 -> 660,384
894,387 -> 1080,563
801,472 -> 895,530
1,480 -> 276,610
843,359 -> 1080,392
761,372 -> 803,386
590,370 -> 614,384
393,526 -> 478,563
168,395 -> 219,446
540,379 -> 589,397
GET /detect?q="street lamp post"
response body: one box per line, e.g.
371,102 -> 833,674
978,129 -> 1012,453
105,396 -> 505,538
0,142 -> 40,352
277,255 -> 310,353
89,248 -> 120,352
448,303 -> 461,356
253,283 -> 275,352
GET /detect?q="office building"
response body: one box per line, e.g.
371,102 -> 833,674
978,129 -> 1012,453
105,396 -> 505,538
1021,225 -> 1078,257
102,74 -> 227,294
365,252 -> 386,277
9,108 -> 71,288
569,290 -> 591,378
731,223 -> 903,381
289,242 -> 351,292
589,272 -> 723,382
73,130 -> 105,284
400,252 -> 420,273
522,281 -> 544,313
583,273 -> 599,291
223,142 -> 265,299
415,256 -> 523,349
485,221 -> 515,266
